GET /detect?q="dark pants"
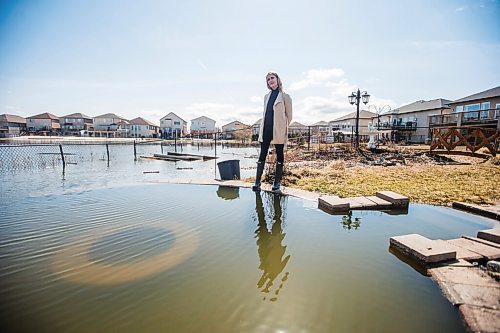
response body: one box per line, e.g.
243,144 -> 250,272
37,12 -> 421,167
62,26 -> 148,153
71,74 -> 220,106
258,140 -> 284,163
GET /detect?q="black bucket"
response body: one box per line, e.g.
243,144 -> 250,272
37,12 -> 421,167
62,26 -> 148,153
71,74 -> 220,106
217,159 -> 240,180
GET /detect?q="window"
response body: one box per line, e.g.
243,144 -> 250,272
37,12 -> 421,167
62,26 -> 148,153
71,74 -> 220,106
495,104 -> 500,119
455,105 -> 463,113
464,103 -> 480,112
480,102 -> 490,119
174,121 -> 180,125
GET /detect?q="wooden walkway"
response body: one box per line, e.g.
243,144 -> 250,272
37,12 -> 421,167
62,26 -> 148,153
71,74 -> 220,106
390,228 -> 500,333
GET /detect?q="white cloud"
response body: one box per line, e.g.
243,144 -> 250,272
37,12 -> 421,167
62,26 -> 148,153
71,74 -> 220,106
289,68 -> 345,91
249,96 -> 262,103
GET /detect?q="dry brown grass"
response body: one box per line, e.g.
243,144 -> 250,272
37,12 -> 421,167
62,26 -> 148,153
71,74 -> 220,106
283,158 -> 500,206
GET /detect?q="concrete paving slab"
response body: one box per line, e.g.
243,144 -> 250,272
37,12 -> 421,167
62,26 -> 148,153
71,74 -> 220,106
318,195 -> 349,214
390,234 -> 456,264
478,228 -> 500,244
365,196 -> 394,209
436,281 -> 500,308
282,187 -> 320,202
444,240 -> 484,261
462,236 -> 500,250
452,202 -> 500,221
446,237 -> 500,260
348,196 -> 379,209
376,191 -> 409,207
460,305 -> 500,333
430,265 -> 499,288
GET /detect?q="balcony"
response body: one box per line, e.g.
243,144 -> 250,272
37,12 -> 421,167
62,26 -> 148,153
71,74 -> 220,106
376,121 -> 417,131
429,108 -> 499,127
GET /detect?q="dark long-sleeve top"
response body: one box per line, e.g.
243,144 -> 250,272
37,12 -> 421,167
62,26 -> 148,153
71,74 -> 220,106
262,89 -> 279,142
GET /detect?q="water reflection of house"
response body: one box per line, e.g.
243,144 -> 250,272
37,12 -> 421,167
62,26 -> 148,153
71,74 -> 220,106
26,112 -> 61,134
429,86 -> 500,130
0,114 -> 26,137
221,120 -> 250,140
329,110 -> 376,142
376,99 -> 451,144
160,112 -> 187,139
128,117 -> 159,138
60,113 -> 93,136
91,113 -> 129,138
190,116 -> 216,139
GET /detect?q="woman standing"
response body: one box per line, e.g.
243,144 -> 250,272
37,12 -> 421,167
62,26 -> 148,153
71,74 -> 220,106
252,72 -> 293,193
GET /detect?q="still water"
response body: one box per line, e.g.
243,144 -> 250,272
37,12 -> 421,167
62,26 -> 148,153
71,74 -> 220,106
0,144 -> 496,332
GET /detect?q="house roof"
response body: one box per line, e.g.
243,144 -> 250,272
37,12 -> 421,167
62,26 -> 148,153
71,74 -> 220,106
289,121 -> 307,127
386,99 -> 451,115
191,116 -> 216,122
222,120 -> 248,128
129,117 -> 157,126
94,113 -> 127,120
61,112 -> 92,119
312,120 -> 329,126
252,118 -> 262,126
161,112 -> 187,123
0,114 -> 26,124
331,110 -> 376,122
449,86 -> 500,105
27,112 -> 60,120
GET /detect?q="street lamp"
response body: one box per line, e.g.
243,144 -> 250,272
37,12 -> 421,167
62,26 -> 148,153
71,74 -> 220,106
348,89 -> 370,148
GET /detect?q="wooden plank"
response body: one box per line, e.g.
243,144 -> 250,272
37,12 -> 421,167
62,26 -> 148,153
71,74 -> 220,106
478,228 -> 500,244
390,234 -> 456,264
446,238 -> 500,260
376,191 -> 409,207
318,195 -> 349,214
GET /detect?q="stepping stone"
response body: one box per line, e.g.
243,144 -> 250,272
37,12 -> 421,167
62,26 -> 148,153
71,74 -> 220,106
478,228 -> 500,244
318,195 -> 349,214
462,236 -> 500,249
348,196 -> 379,209
390,234 -> 456,264
446,237 -> 500,260
460,305 -> 500,333
365,196 -> 393,209
376,191 -> 409,207
443,240 -> 484,261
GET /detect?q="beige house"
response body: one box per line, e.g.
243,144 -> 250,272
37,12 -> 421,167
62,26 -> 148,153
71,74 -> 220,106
0,114 -> 26,137
430,86 -> 500,129
251,118 -> 262,138
26,112 -> 61,133
221,120 -> 250,139
190,116 -> 216,139
160,112 -> 187,139
288,121 -> 309,136
91,113 -> 129,137
377,99 -> 451,143
329,110 -> 376,142
60,112 -> 93,136
128,117 -> 159,138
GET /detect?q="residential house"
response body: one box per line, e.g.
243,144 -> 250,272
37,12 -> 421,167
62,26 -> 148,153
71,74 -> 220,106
26,112 -> 61,133
288,121 -> 309,136
429,86 -> 500,129
377,99 -> 451,143
252,119 -> 262,140
221,120 -> 250,140
0,114 -> 26,137
329,110 -> 376,142
190,116 -> 216,139
60,113 -> 93,136
311,120 -> 331,142
160,112 -> 187,139
91,113 -> 129,137
128,117 -> 159,138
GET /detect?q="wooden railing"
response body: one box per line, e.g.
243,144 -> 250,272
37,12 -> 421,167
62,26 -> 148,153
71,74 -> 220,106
430,126 -> 499,156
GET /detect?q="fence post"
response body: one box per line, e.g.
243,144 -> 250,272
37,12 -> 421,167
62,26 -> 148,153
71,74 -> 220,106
106,143 -> 110,162
59,144 -> 66,169
174,135 -> 177,152
308,126 -> 311,151
161,142 -> 163,154
133,141 -> 136,159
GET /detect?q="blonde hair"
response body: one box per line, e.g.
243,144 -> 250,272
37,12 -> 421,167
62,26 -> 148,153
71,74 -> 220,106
266,72 -> 283,92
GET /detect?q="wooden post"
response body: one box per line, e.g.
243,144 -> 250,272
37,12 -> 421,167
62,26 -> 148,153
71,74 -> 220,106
59,144 -> 66,169
107,143 -> 110,162
133,141 -> 136,159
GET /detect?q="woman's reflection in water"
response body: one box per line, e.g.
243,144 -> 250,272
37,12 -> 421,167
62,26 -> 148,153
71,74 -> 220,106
254,192 -> 290,302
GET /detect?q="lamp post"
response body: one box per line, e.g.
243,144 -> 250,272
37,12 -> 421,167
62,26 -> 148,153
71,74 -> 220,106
348,89 -> 370,148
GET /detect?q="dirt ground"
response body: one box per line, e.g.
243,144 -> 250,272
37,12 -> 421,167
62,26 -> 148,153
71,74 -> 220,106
255,144 -> 500,206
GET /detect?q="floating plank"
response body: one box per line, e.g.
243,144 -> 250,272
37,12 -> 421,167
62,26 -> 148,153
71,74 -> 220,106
390,234 -> 456,264
167,152 -> 218,160
140,155 -> 181,162
318,195 -> 349,214
376,191 -> 409,207
154,153 -> 199,161
446,238 -> 500,260
365,196 -> 394,209
478,228 -> 500,244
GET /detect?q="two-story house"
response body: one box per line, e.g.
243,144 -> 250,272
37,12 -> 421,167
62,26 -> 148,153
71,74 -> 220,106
160,112 -> 187,139
92,113 -> 129,137
0,114 -> 26,137
128,117 -> 159,138
26,112 -> 61,133
60,113 -> 93,136
377,99 -> 451,143
190,116 -> 216,139
329,110 -> 376,142
221,121 -> 250,140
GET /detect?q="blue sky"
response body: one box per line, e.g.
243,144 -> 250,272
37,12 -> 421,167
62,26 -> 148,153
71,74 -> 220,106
0,0 -> 499,126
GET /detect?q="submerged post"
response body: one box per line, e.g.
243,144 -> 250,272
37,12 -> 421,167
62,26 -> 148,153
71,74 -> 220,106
59,144 -> 66,169
106,143 -> 110,162
133,141 -> 136,159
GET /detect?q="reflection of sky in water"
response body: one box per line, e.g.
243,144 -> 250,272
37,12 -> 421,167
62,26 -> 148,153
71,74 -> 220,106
1,148 -> 498,332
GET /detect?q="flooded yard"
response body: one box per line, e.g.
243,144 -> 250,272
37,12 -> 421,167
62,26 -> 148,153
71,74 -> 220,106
0,143 -> 496,332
